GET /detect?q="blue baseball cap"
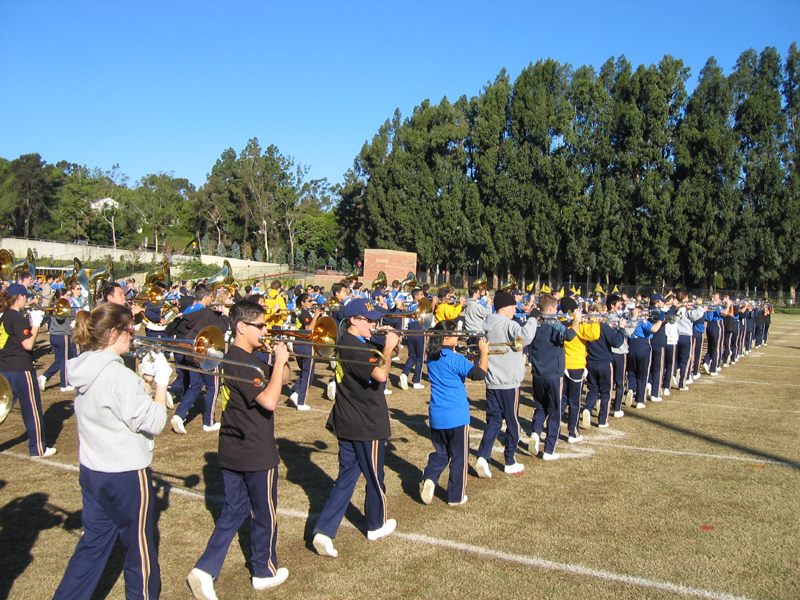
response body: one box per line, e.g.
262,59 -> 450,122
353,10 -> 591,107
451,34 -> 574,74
650,293 -> 664,302
6,284 -> 32,297
343,298 -> 384,320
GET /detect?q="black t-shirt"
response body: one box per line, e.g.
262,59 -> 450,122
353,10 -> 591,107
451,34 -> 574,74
0,310 -> 35,371
723,315 -> 737,333
294,309 -> 314,356
326,331 -> 391,441
218,345 -> 279,472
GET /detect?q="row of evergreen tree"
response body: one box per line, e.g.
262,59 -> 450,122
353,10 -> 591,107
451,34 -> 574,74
336,45 -> 800,292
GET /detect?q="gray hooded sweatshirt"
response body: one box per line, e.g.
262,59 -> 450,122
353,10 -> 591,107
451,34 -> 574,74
67,349 -> 167,472
482,313 -> 538,389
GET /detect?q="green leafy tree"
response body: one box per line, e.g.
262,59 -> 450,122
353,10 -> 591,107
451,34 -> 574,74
133,173 -> 193,253
0,153 -> 61,237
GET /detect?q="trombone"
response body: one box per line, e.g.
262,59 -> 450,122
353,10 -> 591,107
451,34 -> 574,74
370,325 -> 486,338
457,336 -> 524,355
23,298 -> 77,318
132,326 -> 268,388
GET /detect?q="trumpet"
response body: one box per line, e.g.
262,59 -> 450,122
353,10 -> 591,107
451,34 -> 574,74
132,326 -> 268,388
370,326 -> 485,338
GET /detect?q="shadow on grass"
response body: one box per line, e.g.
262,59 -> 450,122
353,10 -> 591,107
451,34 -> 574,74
43,399 -> 74,448
625,411 -> 800,469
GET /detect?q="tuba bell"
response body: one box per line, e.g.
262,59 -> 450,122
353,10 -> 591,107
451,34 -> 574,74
0,249 -> 14,281
400,272 -> 418,291
88,259 -> 114,308
346,268 -> 359,284
371,271 -> 387,290
473,274 -> 487,292
144,259 -> 171,293
9,248 -> 36,281
65,258 -> 89,292
500,275 -> 517,293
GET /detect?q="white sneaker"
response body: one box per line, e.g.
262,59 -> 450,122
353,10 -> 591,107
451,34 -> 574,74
412,383 -> 425,390
624,390 -> 633,406
60,386 -> 75,392
38,375 -> 46,392
504,462 -> 524,475
710,371 -> 719,377
187,568 -> 218,600
165,391 -> 174,409
312,533 -> 338,558
529,434 -> 540,455
203,422 -> 221,432
297,403 -> 311,411
671,375 -> 679,388
384,388 -> 392,395
568,434 -> 584,444
252,568 -> 289,590
680,386 -> 690,391
542,452 -> 560,461
702,363 -> 710,375
686,376 -> 694,384
289,392 -> 299,407
367,518 -> 396,541
448,495 -> 468,507
650,396 -> 662,402
613,410 -> 625,418
391,356 -> 400,362
662,388 -> 671,397
399,374 -> 409,390
598,422 -> 610,428
636,402 -> 646,409
41,447 -> 57,458
421,479 -> 435,504
580,408 -> 591,429
326,381 -> 336,400
645,383 -> 652,397
171,415 -> 187,434
475,456 -> 492,478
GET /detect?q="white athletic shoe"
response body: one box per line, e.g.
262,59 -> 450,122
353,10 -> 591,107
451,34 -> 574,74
312,533 -> 338,558
297,403 -> 311,411
367,518 -> 397,541
710,371 -> 719,377
448,495 -> 468,507
542,452 -> 560,461
171,415 -> 187,435
289,392 -> 299,407
624,390 -> 634,406
252,568 -> 289,590
598,422 -> 610,428
38,375 -> 46,392
326,381 -> 336,400
421,479 -> 435,504
41,447 -> 57,458
650,396 -> 663,402
671,375 -> 679,388
702,363 -> 710,375
680,386 -> 690,391
60,386 -> 75,392
203,422 -> 221,432
384,388 -> 392,395
412,383 -> 425,390
504,462 -> 524,475
475,456 -> 492,478
568,434 -> 584,444
635,402 -> 646,409
399,374 -> 409,390
187,568 -> 218,600
645,383 -> 652,397
529,433 -> 540,455
165,391 -> 174,409
613,410 -> 625,418
580,408 -> 591,429
662,388 -> 671,397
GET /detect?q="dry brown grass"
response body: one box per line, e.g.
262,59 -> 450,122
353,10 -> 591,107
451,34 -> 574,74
1,317 -> 799,599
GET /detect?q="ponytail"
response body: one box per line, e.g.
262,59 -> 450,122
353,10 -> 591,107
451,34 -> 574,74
72,303 -> 133,350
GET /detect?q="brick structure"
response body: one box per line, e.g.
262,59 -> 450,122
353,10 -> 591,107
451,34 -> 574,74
363,249 -> 417,287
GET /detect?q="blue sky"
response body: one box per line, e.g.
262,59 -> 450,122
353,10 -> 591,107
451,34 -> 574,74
1,1 -> 797,193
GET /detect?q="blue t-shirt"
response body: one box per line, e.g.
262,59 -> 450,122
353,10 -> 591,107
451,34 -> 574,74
426,347 -> 474,430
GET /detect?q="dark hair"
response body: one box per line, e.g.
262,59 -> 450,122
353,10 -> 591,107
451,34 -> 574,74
101,281 -> 123,302
194,283 -> 212,301
468,286 -> 480,297
0,289 -> 22,313
426,320 -> 458,362
72,303 -> 133,350
297,293 -> 311,305
270,280 -> 282,290
230,300 -> 264,337
331,283 -> 344,295
54,288 -> 68,300
16,270 -> 32,282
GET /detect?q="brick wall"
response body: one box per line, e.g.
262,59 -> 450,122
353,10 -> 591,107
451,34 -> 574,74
363,249 -> 418,287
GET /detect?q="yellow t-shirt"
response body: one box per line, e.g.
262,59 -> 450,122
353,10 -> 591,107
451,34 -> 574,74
564,322 -> 601,370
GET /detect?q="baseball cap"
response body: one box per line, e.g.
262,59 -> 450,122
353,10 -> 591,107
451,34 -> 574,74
512,289 -> 523,296
6,284 -> 32,297
372,289 -> 385,299
343,298 -> 384,320
650,293 -> 664,302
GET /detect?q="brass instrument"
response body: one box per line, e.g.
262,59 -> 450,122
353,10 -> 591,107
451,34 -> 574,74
0,249 -> 13,281
0,373 -> 13,425
370,326 -> 486,338
458,336 -> 524,354
346,268 -> 359,283
7,248 -> 37,282
388,297 -> 433,321
371,271 -> 387,290
473,274 -> 487,292
132,326 -> 268,387
143,260 -> 171,299
500,276 -> 517,293
87,259 -> 114,308
64,258 -> 89,292
25,298 -> 75,318
400,272 -> 418,291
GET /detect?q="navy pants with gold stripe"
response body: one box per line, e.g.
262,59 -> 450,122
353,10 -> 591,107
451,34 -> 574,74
313,439 -> 387,538
1,369 -> 48,456
477,387 -> 521,465
195,467 -> 279,580
422,424 -> 469,504
531,378 -> 563,455
54,466 -> 159,600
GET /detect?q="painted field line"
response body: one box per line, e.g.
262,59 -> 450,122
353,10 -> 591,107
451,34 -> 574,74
720,380 -> 800,388
0,452 -> 755,600
663,400 -> 800,414
580,441 -> 800,468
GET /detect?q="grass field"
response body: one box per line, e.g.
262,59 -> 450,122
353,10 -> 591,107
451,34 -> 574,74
1,317 -> 798,600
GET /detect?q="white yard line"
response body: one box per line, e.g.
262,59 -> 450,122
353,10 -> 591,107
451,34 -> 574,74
0,450 -> 756,600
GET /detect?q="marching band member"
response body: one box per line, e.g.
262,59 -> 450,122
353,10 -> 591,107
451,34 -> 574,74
464,285 -> 491,364
0,284 -> 52,455
188,301 -> 291,599
702,293 -> 724,376
38,288 -> 77,393
263,280 -> 288,328
420,320 -> 488,506
662,304 -> 679,396
582,301 -> 626,428
626,305 -> 663,409
288,293 -> 322,410
674,292 -> 705,390
399,287 -> 427,391
326,283 -> 351,401
721,297 -> 737,367
53,302 -> 171,600
561,296 -> 600,441
170,284 -> 230,435
606,294 -> 632,417
312,298 -> 400,558
475,290 -> 537,475
528,294 -> 579,461
647,294 -> 674,402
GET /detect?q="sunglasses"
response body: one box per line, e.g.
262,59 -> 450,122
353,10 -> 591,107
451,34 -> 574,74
355,316 -> 377,324
243,321 -> 267,330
